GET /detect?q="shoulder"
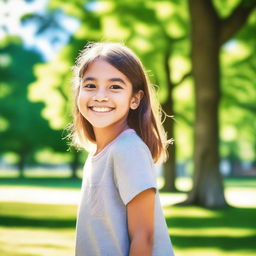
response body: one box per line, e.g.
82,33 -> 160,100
110,131 -> 153,165
111,130 -> 150,154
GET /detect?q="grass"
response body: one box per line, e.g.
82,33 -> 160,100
0,202 -> 76,256
165,206 -> 256,256
0,173 -> 256,256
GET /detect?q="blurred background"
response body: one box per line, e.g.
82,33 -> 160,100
0,0 -> 255,255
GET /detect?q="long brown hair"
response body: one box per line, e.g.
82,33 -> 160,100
67,42 -> 172,164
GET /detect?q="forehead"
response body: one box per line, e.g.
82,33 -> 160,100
83,59 -> 130,82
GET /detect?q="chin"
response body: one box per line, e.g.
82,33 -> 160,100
89,122 -> 114,129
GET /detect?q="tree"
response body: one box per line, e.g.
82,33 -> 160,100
22,1 -> 104,177
186,0 -> 256,207
0,37 -> 67,177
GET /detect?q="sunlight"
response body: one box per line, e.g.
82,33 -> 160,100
0,0 -> 47,37
225,188 -> 256,208
0,187 -> 80,205
0,227 -> 75,256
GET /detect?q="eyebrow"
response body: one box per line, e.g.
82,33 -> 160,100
83,77 -> 127,86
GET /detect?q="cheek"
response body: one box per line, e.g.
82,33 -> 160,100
77,90 -> 88,103
77,92 -> 82,108
77,91 -> 89,113
115,91 -> 132,103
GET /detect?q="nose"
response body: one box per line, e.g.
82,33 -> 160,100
92,89 -> 109,101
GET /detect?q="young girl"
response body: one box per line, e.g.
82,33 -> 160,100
70,42 -> 175,256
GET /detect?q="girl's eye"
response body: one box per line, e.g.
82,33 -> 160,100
83,83 -> 96,89
110,85 -> 122,90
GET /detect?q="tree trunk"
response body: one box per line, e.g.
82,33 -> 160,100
161,49 -> 177,192
162,100 -> 177,191
70,150 -> 80,178
17,152 -> 27,178
186,0 -> 227,207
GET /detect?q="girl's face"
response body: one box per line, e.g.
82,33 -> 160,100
77,59 -> 140,130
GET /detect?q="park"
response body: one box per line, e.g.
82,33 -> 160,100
1,0 -> 256,255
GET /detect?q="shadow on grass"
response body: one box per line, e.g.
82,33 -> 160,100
0,215 -> 76,228
0,177 -> 82,189
0,202 -> 256,253
170,234 -> 256,251
166,207 -> 256,229
1,214 -> 255,252
167,206 -> 256,251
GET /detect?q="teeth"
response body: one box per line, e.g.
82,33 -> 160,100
91,107 -> 113,112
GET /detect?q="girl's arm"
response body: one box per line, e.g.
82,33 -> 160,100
127,188 -> 155,256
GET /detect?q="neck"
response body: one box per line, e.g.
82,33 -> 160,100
93,123 -> 130,154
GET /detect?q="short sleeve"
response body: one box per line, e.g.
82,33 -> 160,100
112,143 -> 157,205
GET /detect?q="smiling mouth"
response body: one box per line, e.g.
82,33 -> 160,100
89,107 -> 115,113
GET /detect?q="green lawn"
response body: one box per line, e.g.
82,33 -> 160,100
0,202 -> 76,256
0,175 -> 255,256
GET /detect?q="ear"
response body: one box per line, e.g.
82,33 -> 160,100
130,90 -> 144,110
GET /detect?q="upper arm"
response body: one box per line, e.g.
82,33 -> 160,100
112,143 -> 157,205
127,188 -> 155,241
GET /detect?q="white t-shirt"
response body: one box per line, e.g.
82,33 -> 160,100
75,128 -> 174,256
